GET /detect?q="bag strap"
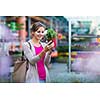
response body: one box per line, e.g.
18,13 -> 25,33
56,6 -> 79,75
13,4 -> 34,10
27,41 -> 32,50
22,41 -> 32,59
24,41 -> 32,73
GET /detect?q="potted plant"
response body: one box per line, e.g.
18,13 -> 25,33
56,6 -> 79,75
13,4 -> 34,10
45,28 -> 57,48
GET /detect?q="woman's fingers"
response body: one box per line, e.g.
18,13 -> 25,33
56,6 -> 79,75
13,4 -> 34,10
45,42 -> 54,52
51,42 -> 54,47
47,40 -> 53,45
47,45 -> 53,50
45,45 -> 52,52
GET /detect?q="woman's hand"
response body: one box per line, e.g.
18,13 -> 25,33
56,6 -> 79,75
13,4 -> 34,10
39,41 -> 54,58
44,41 -> 54,52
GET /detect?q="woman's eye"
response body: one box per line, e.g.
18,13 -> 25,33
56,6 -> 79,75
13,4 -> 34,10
37,31 -> 40,33
42,31 -> 44,33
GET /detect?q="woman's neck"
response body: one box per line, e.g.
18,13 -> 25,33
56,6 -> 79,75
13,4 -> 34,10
32,38 -> 40,46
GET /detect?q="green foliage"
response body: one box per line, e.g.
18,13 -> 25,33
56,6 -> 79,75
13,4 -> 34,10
56,56 -> 68,63
6,22 -> 24,32
56,45 -> 86,52
16,23 -> 24,30
46,28 -> 57,41
57,46 -> 68,52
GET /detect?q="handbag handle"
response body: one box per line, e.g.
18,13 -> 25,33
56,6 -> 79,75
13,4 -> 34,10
22,42 -> 32,72
22,41 -> 32,60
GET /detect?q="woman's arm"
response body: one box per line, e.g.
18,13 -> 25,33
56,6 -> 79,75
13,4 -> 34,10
22,42 -> 41,65
22,42 -> 52,65
22,42 -> 45,64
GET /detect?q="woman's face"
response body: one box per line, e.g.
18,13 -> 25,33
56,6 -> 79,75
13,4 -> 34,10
32,27 -> 45,40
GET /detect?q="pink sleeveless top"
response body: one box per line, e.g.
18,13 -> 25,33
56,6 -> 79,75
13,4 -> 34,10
34,45 -> 46,80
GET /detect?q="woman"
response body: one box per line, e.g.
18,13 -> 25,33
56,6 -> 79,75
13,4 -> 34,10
22,22 -> 54,83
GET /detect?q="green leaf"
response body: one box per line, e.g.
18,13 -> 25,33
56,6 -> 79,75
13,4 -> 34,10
46,28 -> 57,41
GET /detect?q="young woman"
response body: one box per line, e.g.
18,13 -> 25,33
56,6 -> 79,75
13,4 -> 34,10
22,22 -> 54,83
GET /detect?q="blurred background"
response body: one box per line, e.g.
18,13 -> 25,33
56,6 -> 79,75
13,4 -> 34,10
1,16 -> 100,82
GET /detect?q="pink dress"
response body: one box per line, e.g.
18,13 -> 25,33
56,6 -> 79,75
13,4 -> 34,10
34,45 -> 46,80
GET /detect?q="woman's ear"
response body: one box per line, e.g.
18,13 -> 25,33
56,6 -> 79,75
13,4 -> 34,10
31,32 -> 34,36
31,32 -> 34,38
